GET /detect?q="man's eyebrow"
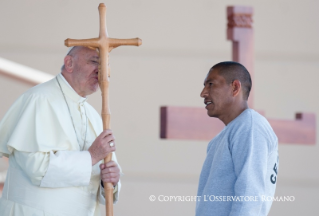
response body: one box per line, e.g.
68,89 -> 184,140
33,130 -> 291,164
204,79 -> 213,86
91,56 -> 99,59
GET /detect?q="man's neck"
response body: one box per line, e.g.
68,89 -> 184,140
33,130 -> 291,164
219,102 -> 249,126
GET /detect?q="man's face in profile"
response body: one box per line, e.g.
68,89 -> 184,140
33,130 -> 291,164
200,68 -> 233,118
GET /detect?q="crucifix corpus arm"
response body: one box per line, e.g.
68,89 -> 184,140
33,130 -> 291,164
64,3 -> 142,216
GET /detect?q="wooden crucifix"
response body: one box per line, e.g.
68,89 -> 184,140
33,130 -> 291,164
160,6 -> 316,144
65,3 -> 142,216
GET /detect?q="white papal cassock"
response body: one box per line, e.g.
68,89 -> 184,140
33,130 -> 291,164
0,73 -> 121,216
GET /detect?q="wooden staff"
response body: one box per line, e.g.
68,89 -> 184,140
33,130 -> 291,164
64,3 -> 142,216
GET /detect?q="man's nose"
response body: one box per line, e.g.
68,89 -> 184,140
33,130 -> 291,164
200,87 -> 208,98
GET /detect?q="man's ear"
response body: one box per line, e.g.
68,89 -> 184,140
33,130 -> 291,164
231,80 -> 242,97
64,56 -> 73,73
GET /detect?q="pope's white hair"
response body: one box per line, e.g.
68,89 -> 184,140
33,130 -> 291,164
60,46 -> 98,71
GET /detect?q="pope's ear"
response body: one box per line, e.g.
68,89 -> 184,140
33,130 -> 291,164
64,56 -> 74,73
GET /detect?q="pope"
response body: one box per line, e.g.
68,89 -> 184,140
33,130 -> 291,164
0,46 -> 121,216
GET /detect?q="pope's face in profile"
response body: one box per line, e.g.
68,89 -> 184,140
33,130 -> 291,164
62,46 -> 100,97
71,47 -> 100,96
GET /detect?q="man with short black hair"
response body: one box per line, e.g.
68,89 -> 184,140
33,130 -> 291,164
196,61 -> 278,216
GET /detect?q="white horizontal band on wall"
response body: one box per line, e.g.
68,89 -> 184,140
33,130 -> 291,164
0,57 -> 54,85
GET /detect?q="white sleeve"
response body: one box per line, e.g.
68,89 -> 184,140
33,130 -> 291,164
13,150 -> 50,186
40,151 -> 92,187
99,180 -> 121,205
13,150 -> 92,188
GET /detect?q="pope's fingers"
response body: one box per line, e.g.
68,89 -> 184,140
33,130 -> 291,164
105,160 -> 117,168
101,172 -> 119,178
101,143 -> 116,154
101,166 -> 119,174
101,177 -> 119,184
99,163 -> 106,170
101,175 -> 120,183
99,129 -> 113,138
102,134 -> 115,144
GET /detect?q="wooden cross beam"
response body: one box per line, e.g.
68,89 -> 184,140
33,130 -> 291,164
160,6 -> 316,144
65,3 -> 141,216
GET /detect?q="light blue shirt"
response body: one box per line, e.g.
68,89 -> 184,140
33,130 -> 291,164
196,109 -> 278,216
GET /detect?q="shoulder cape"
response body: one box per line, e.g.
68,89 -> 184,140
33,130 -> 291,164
0,77 -> 102,157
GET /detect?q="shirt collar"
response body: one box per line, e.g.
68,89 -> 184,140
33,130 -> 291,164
57,73 -> 87,104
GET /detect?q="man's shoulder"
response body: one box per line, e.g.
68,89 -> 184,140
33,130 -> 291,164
230,109 -> 278,143
227,109 -> 278,155
232,109 -> 270,129
249,110 -> 276,137
246,109 -> 278,150
228,109 -> 254,132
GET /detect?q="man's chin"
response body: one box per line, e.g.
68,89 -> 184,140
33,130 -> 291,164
207,110 -> 218,118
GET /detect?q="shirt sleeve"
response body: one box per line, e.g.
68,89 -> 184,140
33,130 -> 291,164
228,124 -> 270,216
13,150 -> 92,188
